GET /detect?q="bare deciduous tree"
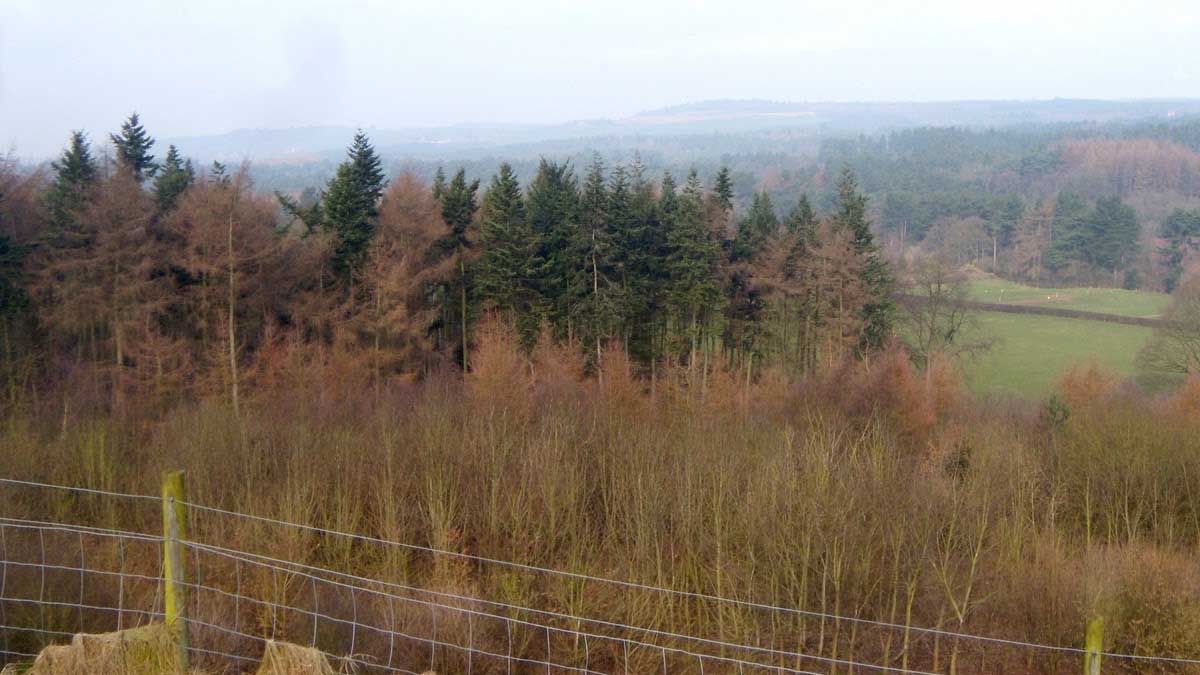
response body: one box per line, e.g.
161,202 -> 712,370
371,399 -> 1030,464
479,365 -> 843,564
899,256 -> 994,369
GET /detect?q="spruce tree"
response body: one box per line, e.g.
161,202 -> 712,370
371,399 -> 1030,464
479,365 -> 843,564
477,163 -> 540,347
438,169 -> 479,370
153,145 -> 194,212
431,167 -> 447,201
572,156 -> 618,370
666,170 -> 722,366
1087,196 -> 1139,274
732,191 -> 778,261
525,159 -> 579,334
109,113 -> 157,180
45,131 -> 99,232
832,168 -> 894,349
210,161 -> 231,186
713,166 -> 734,212
323,130 -> 386,276
786,194 -> 816,237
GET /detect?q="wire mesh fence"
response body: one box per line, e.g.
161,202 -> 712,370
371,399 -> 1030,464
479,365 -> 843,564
0,477 -> 1197,674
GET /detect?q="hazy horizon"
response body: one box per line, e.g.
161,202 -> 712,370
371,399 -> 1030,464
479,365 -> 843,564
3,0 -> 1198,158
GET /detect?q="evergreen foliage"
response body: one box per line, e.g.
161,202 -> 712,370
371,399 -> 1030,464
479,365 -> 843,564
833,168 -> 894,349
153,145 -> 195,213
109,113 -> 157,180
476,163 -> 540,347
323,130 -> 386,276
45,131 -> 99,232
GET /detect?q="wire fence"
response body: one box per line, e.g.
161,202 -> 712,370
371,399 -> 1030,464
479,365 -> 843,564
0,477 -> 1198,674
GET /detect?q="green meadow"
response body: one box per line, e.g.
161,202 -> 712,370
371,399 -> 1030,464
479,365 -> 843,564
959,279 -> 1168,396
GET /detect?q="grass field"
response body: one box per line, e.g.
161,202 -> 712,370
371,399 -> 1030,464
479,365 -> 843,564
966,277 -> 1170,317
960,278 -> 1166,396
962,311 -> 1153,396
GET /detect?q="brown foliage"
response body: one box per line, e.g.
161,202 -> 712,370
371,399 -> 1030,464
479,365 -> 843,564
1057,358 -> 1119,410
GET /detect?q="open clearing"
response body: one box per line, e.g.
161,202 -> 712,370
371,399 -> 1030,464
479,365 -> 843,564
958,278 -> 1165,396
966,277 -> 1170,318
962,310 -> 1153,396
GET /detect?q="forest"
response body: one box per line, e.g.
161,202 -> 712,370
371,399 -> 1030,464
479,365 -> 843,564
6,113 -> 1200,673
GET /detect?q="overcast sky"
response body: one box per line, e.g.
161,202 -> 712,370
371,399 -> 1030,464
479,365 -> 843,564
2,0 -> 1198,158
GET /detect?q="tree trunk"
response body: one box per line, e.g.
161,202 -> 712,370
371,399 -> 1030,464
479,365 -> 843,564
227,212 -> 240,420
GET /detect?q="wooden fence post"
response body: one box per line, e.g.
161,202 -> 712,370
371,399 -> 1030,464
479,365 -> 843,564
1084,616 -> 1103,675
163,470 -> 190,673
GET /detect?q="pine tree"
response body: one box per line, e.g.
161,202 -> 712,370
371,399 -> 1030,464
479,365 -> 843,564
786,194 -> 816,237
525,159 -> 579,335
477,163 -> 540,348
438,168 -> 479,370
732,191 -> 779,261
109,113 -> 157,180
432,167 -> 447,201
832,168 -> 894,350
623,159 -> 668,366
1088,196 -> 1139,274
322,130 -> 386,276
45,131 -> 99,232
713,166 -> 734,212
666,170 -> 722,368
153,145 -> 195,212
210,161 -> 230,185
572,156 -> 619,372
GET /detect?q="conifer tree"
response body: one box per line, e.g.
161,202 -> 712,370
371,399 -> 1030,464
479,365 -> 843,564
525,159 -> 579,334
45,131 -> 99,232
210,161 -> 230,186
109,113 -> 157,180
623,159 -> 669,366
666,170 -> 723,369
153,145 -> 195,212
786,194 -> 816,237
732,191 -> 779,261
477,163 -> 540,348
431,167 -> 447,201
438,168 -> 479,370
832,168 -> 894,349
713,166 -> 734,212
323,130 -> 386,276
572,156 -> 618,371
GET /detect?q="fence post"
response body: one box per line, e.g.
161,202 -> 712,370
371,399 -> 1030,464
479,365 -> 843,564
162,470 -> 190,673
1084,616 -> 1103,675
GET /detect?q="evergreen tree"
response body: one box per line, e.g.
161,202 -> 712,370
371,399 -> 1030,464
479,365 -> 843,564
438,168 -> 479,370
323,130 -> 386,276
109,113 -> 156,180
572,156 -> 618,370
732,191 -> 778,261
624,159 -> 669,366
713,166 -> 734,212
210,161 -> 231,186
477,163 -> 540,347
431,167 -> 447,201
44,131 -> 99,232
1161,209 -> 1200,292
153,145 -> 194,212
786,194 -> 816,237
1044,192 -> 1089,272
525,159 -> 579,334
1088,196 -> 1139,274
666,170 -> 722,367
832,168 -> 894,349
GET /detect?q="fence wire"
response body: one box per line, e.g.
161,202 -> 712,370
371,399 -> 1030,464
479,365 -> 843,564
3,477 -> 1200,673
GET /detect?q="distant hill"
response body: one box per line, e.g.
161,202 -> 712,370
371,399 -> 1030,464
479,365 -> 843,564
165,98 -> 1200,164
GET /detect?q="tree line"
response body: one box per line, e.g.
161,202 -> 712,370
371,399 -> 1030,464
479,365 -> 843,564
0,115 -> 898,409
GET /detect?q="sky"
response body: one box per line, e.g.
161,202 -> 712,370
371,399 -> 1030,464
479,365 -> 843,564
1,0 -> 1198,158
